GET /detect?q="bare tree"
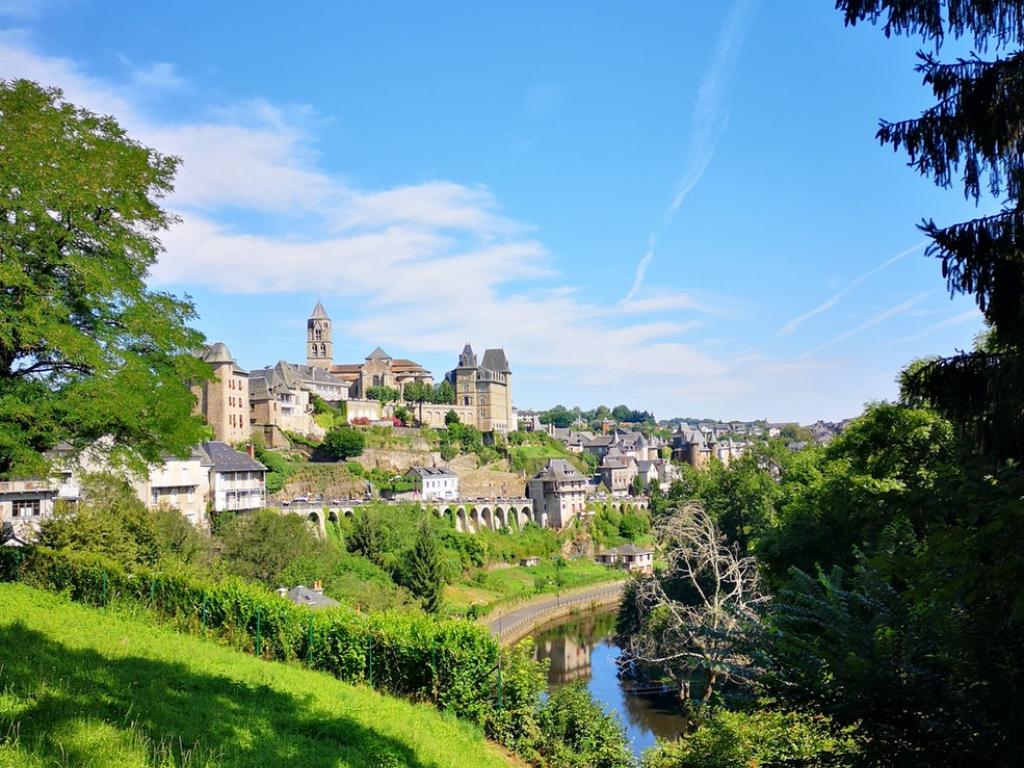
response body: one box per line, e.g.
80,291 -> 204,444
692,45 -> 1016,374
623,502 -> 767,703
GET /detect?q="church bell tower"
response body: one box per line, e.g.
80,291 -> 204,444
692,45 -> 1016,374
306,300 -> 333,369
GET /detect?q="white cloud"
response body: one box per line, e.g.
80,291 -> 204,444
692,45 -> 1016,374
0,29 -> 924,423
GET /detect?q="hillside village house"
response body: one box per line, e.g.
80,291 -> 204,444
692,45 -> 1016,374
202,441 -> 266,513
192,342 -> 251,444
404,466 -> 460,501
527,459 -> 588,529
132,446 -> 211,528
596,544 -> 654,573
249,361 -> 334,447
599,451 -> 638,496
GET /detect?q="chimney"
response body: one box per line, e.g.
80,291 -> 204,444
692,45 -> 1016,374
313,579 -> 323,593
246,444 -> 255,459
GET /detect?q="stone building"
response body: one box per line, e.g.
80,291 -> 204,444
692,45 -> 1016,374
331,347 -> 433,399
527,459 -> 587,529
249,361 -> 338,447
446,344 -> 516,435
306,300 -> 333,369
192,342 -> 250,444
598,451 -> 637,496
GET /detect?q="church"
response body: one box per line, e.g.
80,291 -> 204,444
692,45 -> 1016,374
303,302 -> 516,435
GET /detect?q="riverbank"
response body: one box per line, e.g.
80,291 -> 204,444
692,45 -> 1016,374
485,580 -> 628,645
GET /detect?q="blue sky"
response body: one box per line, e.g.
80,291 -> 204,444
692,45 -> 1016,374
1,0 -> 988,422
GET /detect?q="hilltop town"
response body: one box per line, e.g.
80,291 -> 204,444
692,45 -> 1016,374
1,299 -> 849,546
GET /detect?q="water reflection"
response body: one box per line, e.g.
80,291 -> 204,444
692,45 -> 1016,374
532,610 -> 688,758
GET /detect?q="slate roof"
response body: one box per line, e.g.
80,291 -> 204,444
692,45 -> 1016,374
533,459 -> 584,483
480,348 -> 510,373
366,347 -> 392,361
286,586 -> 339,609
406,466 -> 458,479
201,342 -> 235,365
200,441 -> 266,473
309,300 -> 329,319
601,544 -> 654,557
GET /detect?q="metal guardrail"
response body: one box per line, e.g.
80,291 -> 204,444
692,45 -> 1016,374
490,582 -> 627,643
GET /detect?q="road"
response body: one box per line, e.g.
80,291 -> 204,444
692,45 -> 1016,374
487,581 -> 627,645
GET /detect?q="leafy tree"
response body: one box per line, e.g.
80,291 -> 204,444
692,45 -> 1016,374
532,682 -> 634,768
150,505 -> 207,565
365,385 -> 400,404
38,472 -> 161,566
435,379 -> 455,404
348,507 -> 386,565
321,425 -> 365,461
444,409 -> 461,426
611,404 -> 631,422
630,474 -> 645,497
217,509 -> 319,585
0,80 -> 209,478
836,0 -> 1024,460
539,405 -> 574,429
642,707 -> 859,768
402,520 -> 445,612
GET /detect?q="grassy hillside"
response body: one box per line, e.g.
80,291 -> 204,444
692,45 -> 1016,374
0,584 -> 516,768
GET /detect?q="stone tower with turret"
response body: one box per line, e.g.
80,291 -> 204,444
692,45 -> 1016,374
306,300 -> 333,369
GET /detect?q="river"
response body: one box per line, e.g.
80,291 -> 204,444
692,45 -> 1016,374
532,608 -> 688,759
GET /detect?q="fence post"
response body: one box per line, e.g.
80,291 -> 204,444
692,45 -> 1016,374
201,593 -> 208,633
12,550 -> 22,581
432,643 -> 438,703
255,608 -> 262,657
101,570 -> 108,607
307,614 -> 314,666
497,653 -> 503,711
367,637 -> 374,687
149,576 -> 156,605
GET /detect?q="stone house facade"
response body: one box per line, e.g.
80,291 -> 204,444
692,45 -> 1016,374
527,459 -> 587,529
192,342 -> 251,444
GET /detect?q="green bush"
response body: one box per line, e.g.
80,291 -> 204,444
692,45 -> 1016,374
642,708 -> 859,768
0,546 -> 510,721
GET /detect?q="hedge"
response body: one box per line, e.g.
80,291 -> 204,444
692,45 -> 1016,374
0,546 -> 530,730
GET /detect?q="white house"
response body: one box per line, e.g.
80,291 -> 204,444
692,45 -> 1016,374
200,441 -> 267,513
596,544 -> 654,574
405,466 -> 459,500
132,447 -> 212,529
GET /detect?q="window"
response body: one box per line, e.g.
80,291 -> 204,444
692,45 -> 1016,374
13,499 -> 41,517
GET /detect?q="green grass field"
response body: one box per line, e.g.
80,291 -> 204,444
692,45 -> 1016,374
0,583 -> 516,768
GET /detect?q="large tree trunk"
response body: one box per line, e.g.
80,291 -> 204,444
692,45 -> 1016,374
701,670 -> 718,703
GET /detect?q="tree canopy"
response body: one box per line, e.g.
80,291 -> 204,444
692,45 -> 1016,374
0,80 -> 209,478
836,1 -> 1024,460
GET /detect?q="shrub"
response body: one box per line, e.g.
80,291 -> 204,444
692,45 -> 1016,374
321,426 -> 366,461
642,708 -> 859,768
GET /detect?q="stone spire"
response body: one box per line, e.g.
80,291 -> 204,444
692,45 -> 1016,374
306,301 -> 333,369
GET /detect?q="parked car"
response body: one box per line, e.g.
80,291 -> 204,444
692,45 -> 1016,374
292,495 -> 310,504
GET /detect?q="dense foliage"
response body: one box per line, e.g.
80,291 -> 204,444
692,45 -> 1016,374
0,546 -> 633,767
320,425 -> 366,461
0,80 -> 209,478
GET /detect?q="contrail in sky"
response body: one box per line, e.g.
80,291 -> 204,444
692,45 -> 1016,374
777,240 -> 927,336
802,291 -> 932,358
623,0 -> 758,303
